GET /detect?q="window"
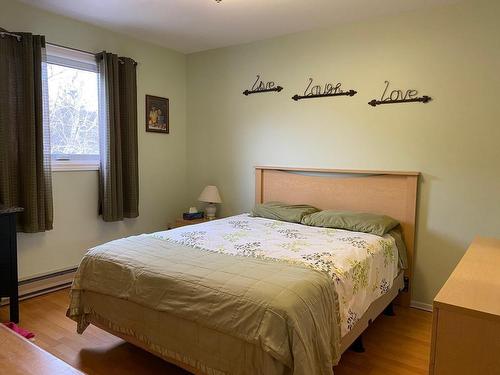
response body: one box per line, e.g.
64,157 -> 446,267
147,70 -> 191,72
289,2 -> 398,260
46,44 -> 99,171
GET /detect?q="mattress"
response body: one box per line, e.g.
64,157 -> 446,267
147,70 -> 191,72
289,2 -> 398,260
155,214 -> 401,337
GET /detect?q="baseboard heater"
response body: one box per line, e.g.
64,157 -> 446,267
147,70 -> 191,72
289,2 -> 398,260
0,267 -> 77,306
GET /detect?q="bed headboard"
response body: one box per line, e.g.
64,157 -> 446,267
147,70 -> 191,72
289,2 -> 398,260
255,166 -> 420,306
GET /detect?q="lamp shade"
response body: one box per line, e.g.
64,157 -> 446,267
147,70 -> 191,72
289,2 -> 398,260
198,185 -> 222,204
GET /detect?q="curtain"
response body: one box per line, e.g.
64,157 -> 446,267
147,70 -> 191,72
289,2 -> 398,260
0,30 -> 53,232
97,52 -> 138,222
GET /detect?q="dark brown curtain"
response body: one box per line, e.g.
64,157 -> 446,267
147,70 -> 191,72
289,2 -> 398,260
0,30 -> 53,232
97,52 -> 138,222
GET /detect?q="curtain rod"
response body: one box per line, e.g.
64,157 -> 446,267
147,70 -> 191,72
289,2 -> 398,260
48,42 -> 95,56
48,42 -> 138,66
0,36 -> 138,65
0,31 -> 22,41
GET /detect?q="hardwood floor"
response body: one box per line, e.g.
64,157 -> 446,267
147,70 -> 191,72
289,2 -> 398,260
0,289 -> 432,375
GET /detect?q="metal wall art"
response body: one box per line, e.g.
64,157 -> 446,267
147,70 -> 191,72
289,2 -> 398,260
241,76 -> 433,108
292,78 -> 357,101
243,75 -> 283,96
368,81 -> 431,107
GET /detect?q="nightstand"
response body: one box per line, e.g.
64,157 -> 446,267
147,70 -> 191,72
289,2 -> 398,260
170,217 -> 210,229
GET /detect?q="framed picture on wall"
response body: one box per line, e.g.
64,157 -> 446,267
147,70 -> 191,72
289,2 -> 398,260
145,95 -> 169,133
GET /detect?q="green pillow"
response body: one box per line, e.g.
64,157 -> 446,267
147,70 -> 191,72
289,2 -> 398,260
251,202 -> 319,223
301,210 -> 399,236
388,227 -> 408,270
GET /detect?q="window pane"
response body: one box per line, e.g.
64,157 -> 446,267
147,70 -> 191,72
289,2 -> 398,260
47,63 -> 99,157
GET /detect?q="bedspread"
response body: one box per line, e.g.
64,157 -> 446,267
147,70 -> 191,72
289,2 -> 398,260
67,234 -> 341,375
155,214 -> 400,336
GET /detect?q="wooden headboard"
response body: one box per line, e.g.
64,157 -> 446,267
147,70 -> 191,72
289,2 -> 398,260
255,166 -> 420,306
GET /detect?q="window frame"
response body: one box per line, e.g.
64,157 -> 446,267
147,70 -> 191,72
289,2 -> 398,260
46,44 -> 100,172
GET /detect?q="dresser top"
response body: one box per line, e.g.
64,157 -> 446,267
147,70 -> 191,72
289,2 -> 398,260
0,206 -> 24,215
434,236 -> 500,320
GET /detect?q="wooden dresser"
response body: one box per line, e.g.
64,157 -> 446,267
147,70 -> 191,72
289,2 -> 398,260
0,206 -> 23,323
430,237 -> 500,375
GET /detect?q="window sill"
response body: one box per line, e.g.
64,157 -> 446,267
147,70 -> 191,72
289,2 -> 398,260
51,161 -> 99,172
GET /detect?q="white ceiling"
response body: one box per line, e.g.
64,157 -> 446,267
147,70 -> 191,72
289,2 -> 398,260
20,0 -> 460,53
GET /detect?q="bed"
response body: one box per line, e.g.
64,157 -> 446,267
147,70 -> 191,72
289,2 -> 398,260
67,166 -> 419,375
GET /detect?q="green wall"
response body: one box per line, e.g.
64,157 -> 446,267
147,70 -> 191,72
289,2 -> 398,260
2,0 -> 499,307
186,0 -> 500,306
0,0 -> 188,279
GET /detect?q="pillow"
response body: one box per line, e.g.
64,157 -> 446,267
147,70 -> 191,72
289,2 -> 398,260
388,227 -> 408,270
301,210 -> 399,236
251,202 -> 319,223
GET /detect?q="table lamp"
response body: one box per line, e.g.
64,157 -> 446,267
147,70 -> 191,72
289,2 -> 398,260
198,185 -> 222,219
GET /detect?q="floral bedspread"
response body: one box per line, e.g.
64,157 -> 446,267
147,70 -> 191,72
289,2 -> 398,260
154,214 -> 400,336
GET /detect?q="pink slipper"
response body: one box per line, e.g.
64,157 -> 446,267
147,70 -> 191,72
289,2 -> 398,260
2,322 -> 35,339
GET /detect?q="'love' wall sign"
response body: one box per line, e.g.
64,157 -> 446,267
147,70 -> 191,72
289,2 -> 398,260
292,78 -> 357,101
368,81 -> 431,107
243,75 -> 283,96
241,76 -> 432,109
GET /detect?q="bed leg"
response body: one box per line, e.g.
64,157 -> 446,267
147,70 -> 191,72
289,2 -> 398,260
384,302 -> 395,316
350,335 -> 365,353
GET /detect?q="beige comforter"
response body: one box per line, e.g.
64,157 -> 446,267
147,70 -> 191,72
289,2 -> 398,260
67,234 -> 341,375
